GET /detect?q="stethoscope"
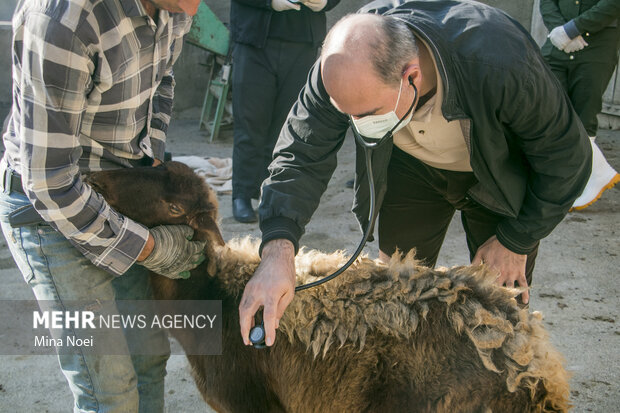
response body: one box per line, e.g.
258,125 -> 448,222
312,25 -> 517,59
250,79 -> 418,348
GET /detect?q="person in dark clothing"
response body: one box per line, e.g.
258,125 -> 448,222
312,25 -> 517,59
236,0 -> 592,348
540,0 -> 620,210
230,0 -> 340,222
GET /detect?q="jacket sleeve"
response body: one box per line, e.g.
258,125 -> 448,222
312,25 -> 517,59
494,61 -> 591,254
573,0 -> 620,34
258,61 -> 350,254
232,0 -> 273,10
539,0 -> 566,31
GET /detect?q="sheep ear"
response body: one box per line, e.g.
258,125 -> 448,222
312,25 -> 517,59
192,212 -> 225,246
204,220 -> 225,246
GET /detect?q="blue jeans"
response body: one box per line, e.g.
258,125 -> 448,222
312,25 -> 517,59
0,190 -> 170,413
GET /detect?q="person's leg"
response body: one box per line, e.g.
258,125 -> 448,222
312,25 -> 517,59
544,56 -> 569,93
567,59 -> 617,137
231,42 -> 278,202
566,59 -> 620,210
571,135 -> 620,210
112,267 -> 170,413
378,147 -> 456,266
0,191 -> 138,412
262,41 -> 318,183
0,190 -> 167,413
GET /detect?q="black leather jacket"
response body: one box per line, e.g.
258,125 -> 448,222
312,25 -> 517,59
258,0 -> 591,255
230,0 -> 341,48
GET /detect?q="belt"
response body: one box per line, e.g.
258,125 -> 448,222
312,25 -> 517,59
3,168 -> 26,195
2,169 -> 46,227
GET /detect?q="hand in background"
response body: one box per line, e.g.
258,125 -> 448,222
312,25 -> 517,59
271,0 -> 301,12
301,0 -> 327,12
548,25 -> 571,51
563,35 -> 588,53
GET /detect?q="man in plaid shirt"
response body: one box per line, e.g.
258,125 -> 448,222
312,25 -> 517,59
0,0 -> 202,411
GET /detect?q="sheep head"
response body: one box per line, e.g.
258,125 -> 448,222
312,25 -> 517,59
85,161 -> 225,247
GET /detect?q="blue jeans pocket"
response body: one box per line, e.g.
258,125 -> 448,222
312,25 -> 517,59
1,222 -> 36,283
0,192 -> 44,284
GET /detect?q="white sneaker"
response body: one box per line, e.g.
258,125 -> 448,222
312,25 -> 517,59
571,137 -> 620,211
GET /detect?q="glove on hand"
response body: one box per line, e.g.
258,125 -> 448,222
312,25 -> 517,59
271,0 -> 300,12
563,35 -> 588,53
548,25 -> 572,50
139,225 -> 206,279
301,0 -> 327,12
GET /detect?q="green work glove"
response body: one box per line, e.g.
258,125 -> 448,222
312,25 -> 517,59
139,225 -> 206,279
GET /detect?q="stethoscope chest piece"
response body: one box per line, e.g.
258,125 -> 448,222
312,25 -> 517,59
249,322 -> 266,349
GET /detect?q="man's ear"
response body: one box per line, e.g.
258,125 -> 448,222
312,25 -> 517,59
402,62 -> 421,84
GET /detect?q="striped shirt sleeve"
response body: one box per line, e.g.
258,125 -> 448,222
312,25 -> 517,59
17,12 -> 150,276
149,18 -> 192,161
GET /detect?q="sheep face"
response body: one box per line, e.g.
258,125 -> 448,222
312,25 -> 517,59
85,161 -> 224,246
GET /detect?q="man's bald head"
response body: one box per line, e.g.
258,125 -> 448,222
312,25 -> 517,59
321,14 -> 419,87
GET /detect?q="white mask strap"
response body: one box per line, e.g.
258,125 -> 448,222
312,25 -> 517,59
393,77 -> 404,113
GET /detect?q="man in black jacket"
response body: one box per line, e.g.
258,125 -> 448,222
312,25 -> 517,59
238,0 -> 591,347
230,0 -> 340,222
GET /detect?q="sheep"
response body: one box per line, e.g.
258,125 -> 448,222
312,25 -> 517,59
86,161 -> 571,413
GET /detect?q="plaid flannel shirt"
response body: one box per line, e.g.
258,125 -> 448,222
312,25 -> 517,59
2,0 -> 192,275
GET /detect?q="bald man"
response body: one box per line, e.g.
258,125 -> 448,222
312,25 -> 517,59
239,0 -> 591,347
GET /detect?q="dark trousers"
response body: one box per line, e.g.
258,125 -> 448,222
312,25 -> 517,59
231,39 -> 317,200
378,147 -> 538,286
545,57 -> 618,137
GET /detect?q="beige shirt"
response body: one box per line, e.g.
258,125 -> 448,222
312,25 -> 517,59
393,46 -> 472,172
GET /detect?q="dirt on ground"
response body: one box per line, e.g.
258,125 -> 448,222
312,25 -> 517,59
0,117 -> 618,412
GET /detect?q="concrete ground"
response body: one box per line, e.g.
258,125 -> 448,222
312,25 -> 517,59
0,116 -> 618,412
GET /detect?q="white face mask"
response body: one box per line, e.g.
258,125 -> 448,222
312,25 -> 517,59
351,78 -> 414,140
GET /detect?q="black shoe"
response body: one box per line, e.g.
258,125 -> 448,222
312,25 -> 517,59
345,178 -> 354,189
233,198 -> 257,223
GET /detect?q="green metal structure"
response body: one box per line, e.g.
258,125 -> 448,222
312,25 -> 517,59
185,2 -> 232,142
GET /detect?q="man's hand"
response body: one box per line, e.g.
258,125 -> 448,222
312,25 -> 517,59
301,0 -> 327,12
138,225 -> 206,279
271,0 -> 301,12
239,239 -> 296,346
472,235 -> 529,304
548,25 -> 572,51
564,35 -> 588,53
